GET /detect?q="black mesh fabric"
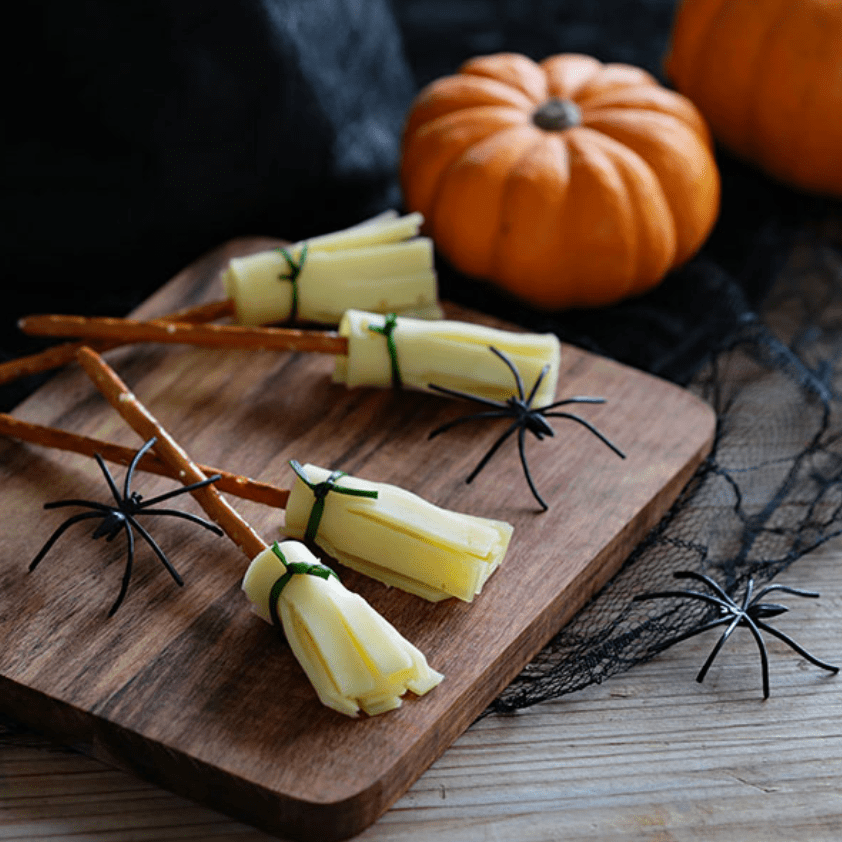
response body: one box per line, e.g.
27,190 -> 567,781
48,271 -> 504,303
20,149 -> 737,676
488,221 -> 842,711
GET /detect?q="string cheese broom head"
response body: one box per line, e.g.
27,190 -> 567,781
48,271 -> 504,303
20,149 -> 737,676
284,460 -> 514,603
243,540 -> 443,717
222,211 -> 442,325
332,309 -> 562,404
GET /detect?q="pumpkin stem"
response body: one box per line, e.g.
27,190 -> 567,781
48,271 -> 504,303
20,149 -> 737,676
532,98 -> 581,131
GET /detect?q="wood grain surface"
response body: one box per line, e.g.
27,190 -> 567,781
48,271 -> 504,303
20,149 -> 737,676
0,238 -> 715,840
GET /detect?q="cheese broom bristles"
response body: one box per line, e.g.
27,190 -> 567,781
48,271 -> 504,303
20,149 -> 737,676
333,309 -> 562,404
242,540 -> 443,717
75,347 -> 442,717
283,462 -> 514,602
223,211 -> 442,325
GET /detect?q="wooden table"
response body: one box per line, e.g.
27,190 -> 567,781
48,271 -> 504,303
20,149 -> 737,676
2,537 -> 840,841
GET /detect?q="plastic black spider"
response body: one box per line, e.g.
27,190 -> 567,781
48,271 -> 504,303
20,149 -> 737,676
29,437 -> 224,616
634,570 -> 839,699
427,345 -> 625,511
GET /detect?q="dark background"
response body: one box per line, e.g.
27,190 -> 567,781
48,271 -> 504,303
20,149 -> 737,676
2,0 -> 839,409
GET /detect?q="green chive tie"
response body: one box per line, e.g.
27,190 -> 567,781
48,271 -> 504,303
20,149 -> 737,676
289,460 -> 378,542
367,312 -> 403,388
267,540 -> 338,629
277,242 -> 308,323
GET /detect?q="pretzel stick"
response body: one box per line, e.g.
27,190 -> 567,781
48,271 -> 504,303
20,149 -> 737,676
0,412 -> 289,509
76,347 -> 267,559
1,300 -> 234,387
20,314 -> 349,356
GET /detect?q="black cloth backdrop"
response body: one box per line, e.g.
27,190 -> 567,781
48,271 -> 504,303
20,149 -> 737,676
4,1 -> 842,707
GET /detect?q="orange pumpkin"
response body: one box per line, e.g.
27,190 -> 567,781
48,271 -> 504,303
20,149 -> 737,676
400,52 -> 720,310
665,0 -> 842,198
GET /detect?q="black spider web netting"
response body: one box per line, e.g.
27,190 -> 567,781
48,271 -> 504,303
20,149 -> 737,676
486,219 -> 842,712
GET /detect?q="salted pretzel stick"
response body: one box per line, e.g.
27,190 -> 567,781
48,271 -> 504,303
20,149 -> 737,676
0,412 -> 289,509
76,346 -> 266,559
21,314 -> 348,356
1,300 -> 233,387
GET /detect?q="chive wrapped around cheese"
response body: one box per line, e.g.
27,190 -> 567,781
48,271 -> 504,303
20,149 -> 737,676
223,211 -> 442,325
283,462 -> 514,602
242,540 -> 443,717
332,309 -> 562,404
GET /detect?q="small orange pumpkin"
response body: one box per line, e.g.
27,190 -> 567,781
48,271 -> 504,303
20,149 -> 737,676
400,52 -> 720,310
666,0 -> 842,199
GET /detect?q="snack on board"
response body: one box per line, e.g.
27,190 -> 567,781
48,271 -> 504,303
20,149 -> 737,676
74,347 -> 442,717
223,211 -> 442,325
243,540 -> 443,716
333,309 -> 561,403
20,309 -> 562,405
284,461 -> 514,602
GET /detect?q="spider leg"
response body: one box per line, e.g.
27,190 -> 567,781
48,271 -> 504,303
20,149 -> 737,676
427,383 -> 507,410
633,588 -> 732,613
740,577 -> 755,612
517,425 -> 548,510
108,520 -> 136,617
754,619 -> 839,674
525,363 -> 550,406
94,452 -> 124,506
465,419 -> 522,484
29,510 -> 106,571
428,409 -> 512,439
748,601 -> 789,620
488,346 -> 525,401
136,474 -> 223,509
136,508 -> 224,535
752,583 -> 821,602
673,570 -> 736,606
124,437 -> 157,499
738,614 -> 772,699
647,615 -> 733,653
537,396 -> 606,412
695,614 -> 743,685
126,515 -> 185,586
543,411 -> 626,459
44,499 -> 113,512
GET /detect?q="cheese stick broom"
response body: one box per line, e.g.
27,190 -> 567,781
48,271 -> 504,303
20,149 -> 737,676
22,309 -> 562,405
282,461 -> 513,603
74,346 -> 442,717
221,210 -> 441,324
0,412 -> 513,603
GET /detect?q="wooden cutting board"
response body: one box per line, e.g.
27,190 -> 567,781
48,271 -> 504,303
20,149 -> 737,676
0,238 -> 715,841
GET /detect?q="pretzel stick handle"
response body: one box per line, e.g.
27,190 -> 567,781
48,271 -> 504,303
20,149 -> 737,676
0,412 -> 289,510
0,300 -> 234,388
0,338 -> 113,386
76,347 -> 268,560
21,314 -> 349,356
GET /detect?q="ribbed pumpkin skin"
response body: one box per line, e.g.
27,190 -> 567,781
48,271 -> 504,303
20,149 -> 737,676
400,53 -> 720,310
666,0 -> 842,198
